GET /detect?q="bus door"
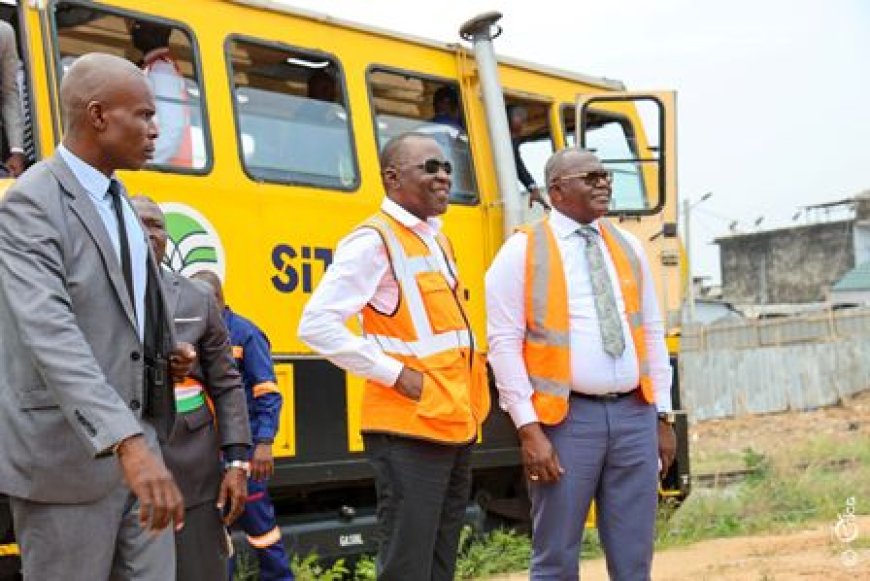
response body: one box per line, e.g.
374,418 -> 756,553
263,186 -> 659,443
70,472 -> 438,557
572,92 -> 680,330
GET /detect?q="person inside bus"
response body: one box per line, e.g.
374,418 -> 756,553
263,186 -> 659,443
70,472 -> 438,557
294,69 -> 344,126
0,20 -> 25,177
292,68 -> 352,185
131,19 -> 193,167
430,85 -> 464,132
507,104 -> 550,210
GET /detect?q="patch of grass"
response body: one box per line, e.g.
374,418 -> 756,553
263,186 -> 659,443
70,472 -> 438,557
657,433 -> 870,550
454,526 -> 531,579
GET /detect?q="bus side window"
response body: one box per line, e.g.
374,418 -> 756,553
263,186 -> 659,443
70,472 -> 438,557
367,70 -> 478,204
227,39 -> 357,190
52,3 -> 209,172
0,3 -> 33,172
562,104 -> 647,211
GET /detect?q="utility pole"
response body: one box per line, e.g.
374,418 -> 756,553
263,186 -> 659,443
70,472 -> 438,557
684,192 -> 712,325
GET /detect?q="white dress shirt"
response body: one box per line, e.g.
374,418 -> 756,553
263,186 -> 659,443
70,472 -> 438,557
298,198 -> 455,386
57,144 -> 147,341
486,208 -> 673,429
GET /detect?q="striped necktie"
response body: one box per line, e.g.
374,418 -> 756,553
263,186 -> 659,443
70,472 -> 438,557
578,225 -> 625,358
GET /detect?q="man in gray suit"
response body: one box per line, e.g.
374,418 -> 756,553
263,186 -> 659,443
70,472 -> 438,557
132,195 -> 251,581
0,53 -> 188,580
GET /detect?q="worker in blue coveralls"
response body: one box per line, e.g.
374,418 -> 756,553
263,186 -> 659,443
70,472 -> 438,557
192,271 -> 293,581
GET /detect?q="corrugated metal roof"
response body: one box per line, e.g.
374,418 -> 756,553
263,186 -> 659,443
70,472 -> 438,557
832,262 -> 870,291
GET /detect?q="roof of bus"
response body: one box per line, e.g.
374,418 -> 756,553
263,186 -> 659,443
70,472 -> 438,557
231,0 -> 626,91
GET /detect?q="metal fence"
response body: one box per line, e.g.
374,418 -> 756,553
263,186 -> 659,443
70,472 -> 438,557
679,308 -> 870,422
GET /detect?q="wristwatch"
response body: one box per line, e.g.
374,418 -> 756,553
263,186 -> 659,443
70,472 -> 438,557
225,460 -> 251,477
657,412 -> 676,425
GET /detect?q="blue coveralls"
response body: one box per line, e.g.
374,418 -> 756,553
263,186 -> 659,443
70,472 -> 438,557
225,307 -> 293,581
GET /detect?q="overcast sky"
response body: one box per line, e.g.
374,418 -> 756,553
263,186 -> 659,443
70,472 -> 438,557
279,0 -> 870,283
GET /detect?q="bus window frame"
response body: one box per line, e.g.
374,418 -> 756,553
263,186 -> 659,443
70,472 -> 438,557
560,102 -> 651,213
47,0 -> 214,176
576,95 -> 667,216
224,33 -> 361,193
364,63 -> 480,207
8,3 -> 43,162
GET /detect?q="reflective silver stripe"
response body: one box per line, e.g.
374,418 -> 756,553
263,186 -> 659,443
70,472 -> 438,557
369,330 -> 472,358
639,360 -> 650,376
529,375 -> 570,397
526,331 -> 569,348
524,220 -> 571,398
524,221 -> 570,347
627,311 -> 644,327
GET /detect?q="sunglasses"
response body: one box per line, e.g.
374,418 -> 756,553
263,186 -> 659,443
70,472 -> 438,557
554,170 -> 613,187
413,158 -> 453,175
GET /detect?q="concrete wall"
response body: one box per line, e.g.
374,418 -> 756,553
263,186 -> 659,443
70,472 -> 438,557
680,308 -> 870,422
716,221 -> 854,304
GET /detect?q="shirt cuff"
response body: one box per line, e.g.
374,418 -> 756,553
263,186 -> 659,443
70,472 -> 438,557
9,147 -> 23,154
371,355 -> 404,387
223,444 -> 250,462
655,390 -> 673,413
506,398 -> 539,429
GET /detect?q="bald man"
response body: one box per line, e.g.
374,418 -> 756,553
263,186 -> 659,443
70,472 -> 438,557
0,53 -> 188,580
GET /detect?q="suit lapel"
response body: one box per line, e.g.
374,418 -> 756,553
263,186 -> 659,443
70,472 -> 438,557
47,154 -> 138,332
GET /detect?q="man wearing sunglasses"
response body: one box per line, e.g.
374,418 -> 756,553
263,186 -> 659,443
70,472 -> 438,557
485,148 -> 675,579
299,132 -> 489,581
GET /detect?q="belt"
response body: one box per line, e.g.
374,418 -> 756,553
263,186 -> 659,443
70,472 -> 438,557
570,388 -> 638,402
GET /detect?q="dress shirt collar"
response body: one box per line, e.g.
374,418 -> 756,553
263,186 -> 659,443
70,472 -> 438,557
56,143 -> 113,201
548,208 -> 601,240
381,197 -> 443,235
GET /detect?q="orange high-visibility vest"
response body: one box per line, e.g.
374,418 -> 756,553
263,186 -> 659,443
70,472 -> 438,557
358,211 -> 490,443
520,218 -> 654,425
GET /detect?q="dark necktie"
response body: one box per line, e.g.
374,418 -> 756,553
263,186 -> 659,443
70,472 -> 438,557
107,180 -> 135,315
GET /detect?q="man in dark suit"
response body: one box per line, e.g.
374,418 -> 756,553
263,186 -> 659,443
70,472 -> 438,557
0,53 -> 187,579
132,196 -> 251,581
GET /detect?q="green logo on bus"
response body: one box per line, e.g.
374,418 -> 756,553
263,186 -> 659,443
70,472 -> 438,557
160,203 -> 226,281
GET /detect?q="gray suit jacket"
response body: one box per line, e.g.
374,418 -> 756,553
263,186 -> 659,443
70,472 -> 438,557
160,270 -> 251,508
0,153 -> 174,503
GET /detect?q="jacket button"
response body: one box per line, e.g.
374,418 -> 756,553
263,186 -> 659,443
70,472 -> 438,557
130,399 -> 141,411
131,351 -> 141,361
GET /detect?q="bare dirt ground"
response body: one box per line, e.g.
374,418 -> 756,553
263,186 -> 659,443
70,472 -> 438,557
485,390 -> 870,580
486,516 -> 870,580
689,389 -> 870,475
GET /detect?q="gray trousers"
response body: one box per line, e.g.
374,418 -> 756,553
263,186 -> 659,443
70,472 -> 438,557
363,433 -> 472,581
10,485 -> 175,581
175,501 -> 229,581
530,394 -> 658,581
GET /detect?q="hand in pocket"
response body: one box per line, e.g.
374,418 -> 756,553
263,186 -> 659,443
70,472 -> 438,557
394,366 -> 424,401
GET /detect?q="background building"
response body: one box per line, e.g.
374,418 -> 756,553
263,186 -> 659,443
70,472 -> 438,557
714,191 -> 870,307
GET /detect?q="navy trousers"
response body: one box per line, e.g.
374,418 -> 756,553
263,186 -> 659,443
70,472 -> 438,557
529,394 -> 658,581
